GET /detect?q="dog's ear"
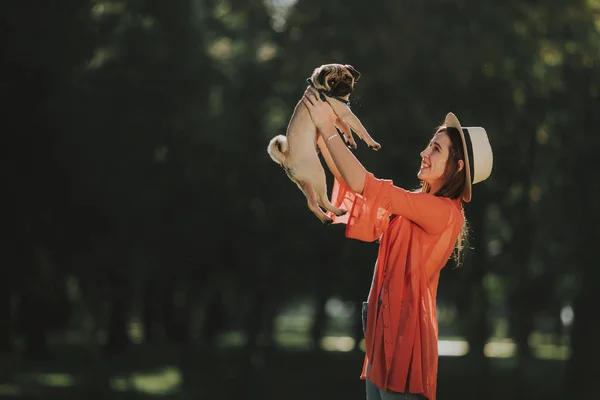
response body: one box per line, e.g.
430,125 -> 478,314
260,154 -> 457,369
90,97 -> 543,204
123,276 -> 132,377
345,65 -> 361,81
315,67 -> 329,86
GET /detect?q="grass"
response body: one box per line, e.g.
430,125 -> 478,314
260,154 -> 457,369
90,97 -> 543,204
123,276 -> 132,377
0,341 -> 566,400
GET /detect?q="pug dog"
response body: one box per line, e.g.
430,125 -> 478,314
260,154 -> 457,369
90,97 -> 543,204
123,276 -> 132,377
267,63 -> 381,224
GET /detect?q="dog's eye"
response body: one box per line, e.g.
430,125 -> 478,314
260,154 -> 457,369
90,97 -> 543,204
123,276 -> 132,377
327,79 -> 336,86
343,75 -> 352,82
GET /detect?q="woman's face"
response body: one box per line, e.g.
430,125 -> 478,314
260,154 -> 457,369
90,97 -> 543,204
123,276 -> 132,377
418,130 -> 451,187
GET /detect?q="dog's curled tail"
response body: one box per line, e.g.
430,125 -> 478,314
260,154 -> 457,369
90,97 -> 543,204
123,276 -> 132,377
267,135 -> 288,165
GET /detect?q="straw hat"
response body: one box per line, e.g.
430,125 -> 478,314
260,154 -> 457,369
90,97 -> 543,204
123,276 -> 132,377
444,112 -> 493,202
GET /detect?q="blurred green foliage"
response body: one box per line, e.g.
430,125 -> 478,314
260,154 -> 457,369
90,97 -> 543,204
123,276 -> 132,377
2,0 -> 600,399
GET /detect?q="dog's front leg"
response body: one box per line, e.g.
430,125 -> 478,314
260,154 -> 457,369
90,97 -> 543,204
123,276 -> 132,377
334,118 -> 357,149
327,100 -> 381,151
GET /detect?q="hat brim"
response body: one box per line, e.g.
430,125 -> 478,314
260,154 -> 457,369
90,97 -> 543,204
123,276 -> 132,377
444,112 -> 472,202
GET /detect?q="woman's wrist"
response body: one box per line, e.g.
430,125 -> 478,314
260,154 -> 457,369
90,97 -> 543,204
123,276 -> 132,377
318,124 -> 339,140
326,132 -> 339,141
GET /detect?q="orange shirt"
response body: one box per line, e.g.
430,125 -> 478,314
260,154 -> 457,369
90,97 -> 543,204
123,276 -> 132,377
327,172 -> 464,400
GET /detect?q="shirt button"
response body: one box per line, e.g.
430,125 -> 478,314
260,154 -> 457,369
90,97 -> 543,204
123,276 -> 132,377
384,271 -> 387,277
383,304 -> 388,308
385,340 -> 390,344
384,324 -> 389,328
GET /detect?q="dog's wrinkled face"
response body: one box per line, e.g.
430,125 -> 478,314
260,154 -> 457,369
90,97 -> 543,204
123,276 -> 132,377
311,63 -> 361,98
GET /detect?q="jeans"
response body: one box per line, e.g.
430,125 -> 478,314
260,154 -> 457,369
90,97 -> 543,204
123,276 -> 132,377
361,299 -> 382,337
361,301 -> 369,337
365,365 -> 427,400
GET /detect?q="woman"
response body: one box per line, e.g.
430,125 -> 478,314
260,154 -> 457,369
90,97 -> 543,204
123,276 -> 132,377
301,86 -> 493,400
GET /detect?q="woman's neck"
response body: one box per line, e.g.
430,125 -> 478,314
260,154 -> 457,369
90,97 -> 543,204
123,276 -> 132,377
428,181 -> 443,195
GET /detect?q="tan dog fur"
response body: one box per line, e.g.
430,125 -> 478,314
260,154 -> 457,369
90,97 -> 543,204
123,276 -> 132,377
267,63 -> 381,223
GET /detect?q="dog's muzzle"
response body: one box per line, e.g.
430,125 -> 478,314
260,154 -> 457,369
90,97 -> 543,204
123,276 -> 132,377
331,82 -> 352,97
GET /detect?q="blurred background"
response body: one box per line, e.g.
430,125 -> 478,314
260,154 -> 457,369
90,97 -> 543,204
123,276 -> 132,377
2,0 -> 599,399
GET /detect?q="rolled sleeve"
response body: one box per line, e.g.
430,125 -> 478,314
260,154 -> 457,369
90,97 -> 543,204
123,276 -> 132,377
328,173 -> 393,242
328,173 -> 453,237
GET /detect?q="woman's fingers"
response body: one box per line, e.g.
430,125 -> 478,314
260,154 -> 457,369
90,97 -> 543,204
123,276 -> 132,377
304,86 -> 320,101
303,86 -> 321,107
302,92 -> 314,106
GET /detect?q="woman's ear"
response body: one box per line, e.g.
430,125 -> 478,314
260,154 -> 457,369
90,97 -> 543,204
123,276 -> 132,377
457,159 -> 464,172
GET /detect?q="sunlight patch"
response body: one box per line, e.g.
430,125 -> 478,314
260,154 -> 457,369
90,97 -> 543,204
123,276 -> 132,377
0,384 -> 23,396
484,340 -> 515,358
320,336 -> 355,352
109,376 -> 129,392
109,366 -> 182,396
274,331 -> 312,349
263,0 -> 299,31
438,340 -> 469,357
35,373 -> 76,387
131,366 -> 181,396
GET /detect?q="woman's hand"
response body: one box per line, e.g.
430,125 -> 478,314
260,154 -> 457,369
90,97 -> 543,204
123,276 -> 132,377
301,86 -> 367,194
301,86 -> 338,133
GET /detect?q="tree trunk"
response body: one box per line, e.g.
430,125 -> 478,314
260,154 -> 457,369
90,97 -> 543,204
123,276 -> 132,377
199,289 -> 223,350
310,244 -> 336,349
0,283 -> 12,355
566,168 -> 599,397
567,277 -> 598,398
243,290 -> 266,353
352,299 -> 366,352
19,295 -> 52,360
507,120 -> 540,399
105,263 -> 131,354
460,188 -> 491,399
232,289 -> 270,400
105,295 -> 130,354
163,284 -> 191,345
142,279 -> 161,343
310,293 -> 328,350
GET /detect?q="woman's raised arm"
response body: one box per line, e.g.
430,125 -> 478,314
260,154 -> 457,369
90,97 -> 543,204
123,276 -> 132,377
302,86 -> 367,194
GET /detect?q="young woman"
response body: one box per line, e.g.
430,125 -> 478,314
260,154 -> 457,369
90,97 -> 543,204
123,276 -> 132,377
301,86 -> 493,400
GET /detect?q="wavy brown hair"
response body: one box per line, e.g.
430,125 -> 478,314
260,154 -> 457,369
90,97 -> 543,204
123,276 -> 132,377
420,125 -> 469,265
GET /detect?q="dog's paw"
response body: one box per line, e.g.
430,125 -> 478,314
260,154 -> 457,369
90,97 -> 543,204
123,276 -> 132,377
344,139 -> 357,150
334,209 -> 347,217
370,142 -> 382,151
323,217 -> 334,225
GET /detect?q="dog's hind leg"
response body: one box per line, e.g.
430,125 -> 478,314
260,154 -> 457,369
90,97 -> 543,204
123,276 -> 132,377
297,180 -> 333,224
312,171 -> 347,218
